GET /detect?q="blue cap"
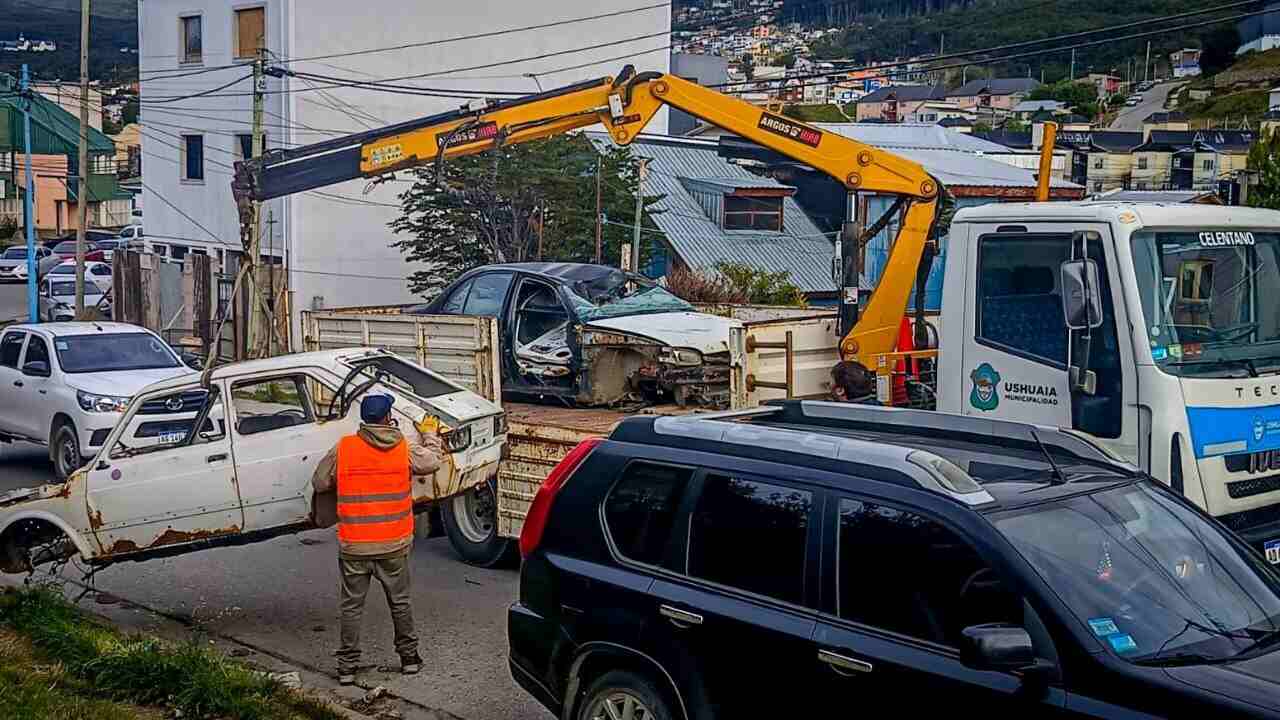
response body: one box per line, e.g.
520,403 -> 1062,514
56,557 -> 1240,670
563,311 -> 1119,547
360,394 -> 394,424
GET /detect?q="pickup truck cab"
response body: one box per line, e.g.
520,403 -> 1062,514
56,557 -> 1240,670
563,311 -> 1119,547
0,348 -> 506,573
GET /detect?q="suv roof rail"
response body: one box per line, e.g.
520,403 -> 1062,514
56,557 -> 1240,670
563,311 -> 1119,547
764,400 -> 1134,472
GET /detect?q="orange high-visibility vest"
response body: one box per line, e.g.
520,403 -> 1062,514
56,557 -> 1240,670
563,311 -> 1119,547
335,434 -> 413,546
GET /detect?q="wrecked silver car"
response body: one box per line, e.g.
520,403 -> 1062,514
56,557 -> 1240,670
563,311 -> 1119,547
410,263 -> 738,407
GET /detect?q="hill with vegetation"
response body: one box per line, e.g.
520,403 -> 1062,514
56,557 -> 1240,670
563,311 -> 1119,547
0,0 -> 137,83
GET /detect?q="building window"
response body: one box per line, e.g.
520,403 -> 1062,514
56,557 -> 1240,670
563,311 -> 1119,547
234,7 -> 265,60
235,133 -> 266,161
723,195 -> 783,231
90,154 -> 115,175
180,15 -> 202,64
181,135 -> 204,182
1137,157 -> 1148,170
1202,158 -> 1215,171
1093,157 -> 1104,169
1094,181 -> 1104,192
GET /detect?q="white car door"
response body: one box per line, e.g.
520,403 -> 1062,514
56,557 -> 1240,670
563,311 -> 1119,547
227,372 -> 353,532
13,332 -> 56,440
85,382 -> 244,555
0,330 -> 28,436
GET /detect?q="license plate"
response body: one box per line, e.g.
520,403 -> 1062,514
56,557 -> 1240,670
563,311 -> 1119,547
1266,540 -> 1280,565
158,431 -> 186,444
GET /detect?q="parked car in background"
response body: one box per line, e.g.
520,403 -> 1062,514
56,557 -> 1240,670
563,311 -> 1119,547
117,225 -> 143,244
47,261 -> 114,291
510,402 -> 1280,719
38,278 -> 109,323
50,240 -> 105,262
411,263 -> 737,407
0,323 -> 192,480
0,245 -> 53,281
0,347 -> 506,573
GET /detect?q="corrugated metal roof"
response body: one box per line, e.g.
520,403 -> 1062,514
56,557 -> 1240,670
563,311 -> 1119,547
859,85 -> 946,103
813,123 -> 1079,189
0,75 -> 115,155
949,78 -> 1040,97
680,175 -> 793,192
590,132 -> 835,294
1011,100 -> 1064,113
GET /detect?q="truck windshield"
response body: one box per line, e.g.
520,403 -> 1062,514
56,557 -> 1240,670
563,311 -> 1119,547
57,333 -> 181,374
1132,230 -> 1280,377
994,482 -> 1280,665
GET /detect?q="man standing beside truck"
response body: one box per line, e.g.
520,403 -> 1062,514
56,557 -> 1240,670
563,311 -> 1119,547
312,394 -> 442,685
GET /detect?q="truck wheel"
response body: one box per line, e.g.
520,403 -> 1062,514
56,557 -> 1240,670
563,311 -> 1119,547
51,421 -> 82,483
443,478 -> 515,568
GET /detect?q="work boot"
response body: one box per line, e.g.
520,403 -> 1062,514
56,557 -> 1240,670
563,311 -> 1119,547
339,673 -> 356,686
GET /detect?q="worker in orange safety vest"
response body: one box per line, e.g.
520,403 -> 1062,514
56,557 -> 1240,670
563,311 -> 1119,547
312,394 -> 441,685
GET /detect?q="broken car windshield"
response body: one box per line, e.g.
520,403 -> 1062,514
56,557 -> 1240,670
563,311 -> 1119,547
566,273 -> 692,322
352,356 -> 456,400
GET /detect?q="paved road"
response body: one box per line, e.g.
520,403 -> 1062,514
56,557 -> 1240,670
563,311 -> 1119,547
1110,81 -> 1181,132
0,443 -> 53,492
2,460 -> 551,720
0,281 -> 29,323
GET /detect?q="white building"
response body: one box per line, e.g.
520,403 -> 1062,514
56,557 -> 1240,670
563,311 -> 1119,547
139,0 -> 670,347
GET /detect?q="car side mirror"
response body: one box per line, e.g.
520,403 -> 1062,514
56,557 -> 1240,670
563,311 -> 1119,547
22,361 -> 50,378
960,624 -> 1037,672
1060,259 -> 1103,331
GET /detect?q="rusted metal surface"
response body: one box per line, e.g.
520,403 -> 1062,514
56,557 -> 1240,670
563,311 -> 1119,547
148,525 -> 240,549
88,509 -> 103,531
108,539 -> 140,554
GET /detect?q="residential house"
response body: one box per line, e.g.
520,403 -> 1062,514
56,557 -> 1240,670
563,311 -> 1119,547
587,133 -> 837,303
718,124 -> 1085,309
906,101 -> 975,124
0,75 -> 131,235
108,123 -> 141,177
1170,49 -> 1202,78
1133,130 -> 1254,191
31,82 -> 104,131
1083,132 -> 1144,193
854,84 -> 947,122
1142,111 -> 1189,141
1085,73 -> 1120,100
670,53 -> 729,136
139,0 -> 670,346
1010,99 -> 1064,120
1095,189 -> 1224,204
1264,108 -> 1280,136
946,78 -> 1039,112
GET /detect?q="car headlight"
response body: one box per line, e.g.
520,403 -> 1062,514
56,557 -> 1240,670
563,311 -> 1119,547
77,390 -> 130,413
442,424 -> 472,453
493,412 -> 508,436
659,347 -> 703,366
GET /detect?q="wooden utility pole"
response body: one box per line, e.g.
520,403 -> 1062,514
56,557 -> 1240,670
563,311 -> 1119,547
246,47 -> 266,356
1145,41 -> 1151,84
75,0 -> 90,317
594,155 -> 603,264
631,158 -> 648,273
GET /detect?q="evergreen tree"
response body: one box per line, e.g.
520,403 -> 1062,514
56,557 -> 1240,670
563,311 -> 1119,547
1248,130 -> 1280,210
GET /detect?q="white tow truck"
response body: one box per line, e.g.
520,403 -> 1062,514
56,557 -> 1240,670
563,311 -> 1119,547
0,348 -> 506,573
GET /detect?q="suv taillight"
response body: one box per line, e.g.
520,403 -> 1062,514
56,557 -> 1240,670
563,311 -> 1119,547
519,436 -> 603,558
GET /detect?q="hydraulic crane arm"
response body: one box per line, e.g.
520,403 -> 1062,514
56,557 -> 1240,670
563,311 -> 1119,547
232,66 -> 940,368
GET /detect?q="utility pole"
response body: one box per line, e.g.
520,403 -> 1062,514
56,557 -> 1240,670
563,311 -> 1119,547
594,155 -> 603,264
75,0 -> 90,318
265,209 -> 277,356
20,65 -> 37,323
1070,48 -> 1076,82
631,158 -> 648,273
246,47 -> 266,356
939,33 -> 944,57
1145,41 -> 1151,83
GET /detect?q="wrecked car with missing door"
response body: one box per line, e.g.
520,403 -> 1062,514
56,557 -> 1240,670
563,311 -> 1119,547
0,348 -> 505,574
410,263 -> 738,407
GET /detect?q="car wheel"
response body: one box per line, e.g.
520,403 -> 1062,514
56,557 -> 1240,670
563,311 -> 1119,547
578,671 -> 674,720
51,421 -> 82,483
442,477 -> 515,568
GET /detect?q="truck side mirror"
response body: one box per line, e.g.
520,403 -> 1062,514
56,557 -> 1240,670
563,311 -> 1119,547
1060,259 -> 1103,331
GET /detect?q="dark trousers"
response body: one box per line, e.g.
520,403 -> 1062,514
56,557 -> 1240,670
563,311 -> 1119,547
338,554 -> 420,673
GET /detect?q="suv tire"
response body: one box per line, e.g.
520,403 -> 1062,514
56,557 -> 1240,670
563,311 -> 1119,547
578,670 -> 674,720
442,477 -> 515,568
51,420 -> 81,483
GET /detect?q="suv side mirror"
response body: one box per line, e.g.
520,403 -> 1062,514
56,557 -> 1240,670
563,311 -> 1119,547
1060,259 -> 1103,330
22,360 -> 50,378
960,624 -> 1036,671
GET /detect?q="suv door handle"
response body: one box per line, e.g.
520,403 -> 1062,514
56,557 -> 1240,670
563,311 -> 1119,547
12,380 -> 21,388
206,453 -> 228,463
818,649 -> 873,675
659,605 -> 703,627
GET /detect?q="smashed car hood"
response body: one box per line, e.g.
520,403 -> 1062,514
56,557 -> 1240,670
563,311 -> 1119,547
584,312 -> 738,354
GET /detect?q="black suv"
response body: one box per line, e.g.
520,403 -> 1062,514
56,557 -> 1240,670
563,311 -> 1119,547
509,401 -> 1280,719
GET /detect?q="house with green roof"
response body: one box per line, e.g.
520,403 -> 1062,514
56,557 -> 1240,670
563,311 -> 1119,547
0,74 -> 131,237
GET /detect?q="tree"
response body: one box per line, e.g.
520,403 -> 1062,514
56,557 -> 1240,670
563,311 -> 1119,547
390,133 -> 665,300
1198,25 -> 1241,76
121,97 -> 139,126
741,54 -> 756,81
1003,118 -> 1029,133
1248,130 -> 1280,210
1028,80 -> 1099,118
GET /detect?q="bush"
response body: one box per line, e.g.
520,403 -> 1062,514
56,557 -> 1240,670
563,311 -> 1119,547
716,262 -> 807,306
0,217 -> 17,245
665,266 -> 749,304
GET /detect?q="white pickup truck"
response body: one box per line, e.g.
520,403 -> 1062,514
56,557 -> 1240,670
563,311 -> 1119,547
0,348 -> 505,574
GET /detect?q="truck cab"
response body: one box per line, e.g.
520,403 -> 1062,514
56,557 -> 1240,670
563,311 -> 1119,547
936,202 -> 1280,554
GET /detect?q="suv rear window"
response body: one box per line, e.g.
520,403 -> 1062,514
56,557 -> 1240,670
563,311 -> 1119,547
604,462 -> 692,565
688,475 -> 811,605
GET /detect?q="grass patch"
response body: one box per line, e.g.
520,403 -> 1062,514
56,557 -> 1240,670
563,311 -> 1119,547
0,587 -> 343,720
0,628 -> 163,720
1180,89 -> 1269,121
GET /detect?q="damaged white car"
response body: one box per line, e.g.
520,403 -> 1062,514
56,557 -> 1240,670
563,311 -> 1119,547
0,349 -> 505,574
410,263 -> 738,407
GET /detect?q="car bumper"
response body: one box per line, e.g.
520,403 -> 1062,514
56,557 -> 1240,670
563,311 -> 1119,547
508,601 -> 563,716
76,412 -> 122,457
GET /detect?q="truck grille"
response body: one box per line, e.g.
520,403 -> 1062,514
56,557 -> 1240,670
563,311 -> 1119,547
1227,475 -> 1280,500
138,390 -> 208,415
1218,503 -> 1280,534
